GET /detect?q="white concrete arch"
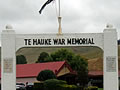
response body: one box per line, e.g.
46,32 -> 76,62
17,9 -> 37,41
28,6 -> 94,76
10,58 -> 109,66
1,25 -> 119,90
15,33 -> 104,51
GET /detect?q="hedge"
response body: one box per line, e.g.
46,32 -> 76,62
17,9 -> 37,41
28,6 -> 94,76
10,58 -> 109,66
58,84 -> 81,90
84,86 -> 98,90
33,82 -> 44,90
34,79 -> 82,90
33,79 -> 98,90
44,79 -> 67,90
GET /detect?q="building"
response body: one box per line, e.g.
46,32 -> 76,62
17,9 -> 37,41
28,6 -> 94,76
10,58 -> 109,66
88,70 -> 103,88
2,61 -> 75,84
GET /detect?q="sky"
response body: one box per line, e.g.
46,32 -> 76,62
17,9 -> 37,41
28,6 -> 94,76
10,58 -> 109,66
0,0 -> 120,39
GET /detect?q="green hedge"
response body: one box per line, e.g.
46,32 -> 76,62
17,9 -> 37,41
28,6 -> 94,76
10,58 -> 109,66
44,79 -> 67,90
84,86 -> 98,90
58,84 -> 82,90
44,79 -> 83,90
33,82 -> 44,90
33,79 -> 98,90
33,79 -> 82,90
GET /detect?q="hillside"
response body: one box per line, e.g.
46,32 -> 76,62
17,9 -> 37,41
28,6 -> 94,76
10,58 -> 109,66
16,46 -> 103,64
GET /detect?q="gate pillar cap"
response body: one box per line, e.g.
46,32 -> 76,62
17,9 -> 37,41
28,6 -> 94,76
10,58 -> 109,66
2,24 -> 15,33
104,24 -> 116,32
106,24 -> 113,29
6,24 -> 13,30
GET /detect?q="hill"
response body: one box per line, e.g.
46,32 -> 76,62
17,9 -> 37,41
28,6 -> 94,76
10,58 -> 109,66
16,46 -> 103,64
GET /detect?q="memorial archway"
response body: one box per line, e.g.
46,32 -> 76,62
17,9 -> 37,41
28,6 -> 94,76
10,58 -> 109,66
1,25 -> 119,90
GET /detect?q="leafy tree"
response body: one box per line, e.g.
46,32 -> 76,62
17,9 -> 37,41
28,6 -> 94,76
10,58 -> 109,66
37,70 -> 56,81
16,55 -> 27,64
36,52 -> 52,63
70,55 -> 88,86
50,48 -> 88,86
50,49 -> 74,62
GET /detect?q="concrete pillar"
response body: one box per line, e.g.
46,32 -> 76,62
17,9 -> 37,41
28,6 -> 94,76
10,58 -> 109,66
103,24 -> 119,90
1,25 -> 16,90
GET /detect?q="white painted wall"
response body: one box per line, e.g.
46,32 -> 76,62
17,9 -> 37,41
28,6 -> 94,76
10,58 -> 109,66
16,77 -> 37,84
16,33 -> 103,51
1,28 -> 16,90
103,27 -> 119,90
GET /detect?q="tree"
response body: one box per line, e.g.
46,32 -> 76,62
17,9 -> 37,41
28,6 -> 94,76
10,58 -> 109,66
50,48 -> 88,86
50,48 -> 74,62
70,55 -> 88,86
37,70 -> 56,81
16,55 -> 27,64
36,52 -> 52,63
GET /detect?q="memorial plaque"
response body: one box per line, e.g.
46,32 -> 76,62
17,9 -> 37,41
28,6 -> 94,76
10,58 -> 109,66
4,58 -> 13,73
106,56 -> 116,72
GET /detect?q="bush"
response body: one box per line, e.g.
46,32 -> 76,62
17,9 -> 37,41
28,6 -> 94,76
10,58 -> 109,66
44,79 -> 81,90
84,86 -> 98,90
34,79 -> 81,90
33,82 -> 44,90
78,86 -> 84,90
44,79 -> 67,90
58,84 -> 80,90
16,55 -> 27,64
37,70 -> 56,81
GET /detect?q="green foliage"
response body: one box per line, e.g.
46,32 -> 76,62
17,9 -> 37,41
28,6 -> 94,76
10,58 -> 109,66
70,55 -> 88,86
84,86 -> 98,90
33,82 -> 44,90
36,49 -> 88,86
33,80 -> 98,90
34,79 -> 81,90
37,52 -> 49,63
50,48 -> 74,62
43,79 -> 67,90
37,70 -> 56,81
98,88 -> 103,90
36,52 -> 53,63
44,79 -> 82,90
50,48 -> 88,86
58,84 -> 79,90
16,55 -> 27,64
70,55 -> 88,71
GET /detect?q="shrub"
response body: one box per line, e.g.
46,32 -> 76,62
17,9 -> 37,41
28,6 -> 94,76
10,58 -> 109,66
84,86 -> 98,90
34,79 -> 81,90
33,82 -> 44,90
44,79 -> 67,90
58,84 -> 79,90
37,70 -> 56,81
16,55 -> 27,64
77,86 -> 83,90
44,79 -> 81,90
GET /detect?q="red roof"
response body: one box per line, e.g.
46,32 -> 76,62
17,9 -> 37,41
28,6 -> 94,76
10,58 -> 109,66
16,61 -> 73,78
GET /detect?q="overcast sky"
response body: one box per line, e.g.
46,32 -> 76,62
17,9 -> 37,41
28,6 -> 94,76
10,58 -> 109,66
0,0 -> 120,38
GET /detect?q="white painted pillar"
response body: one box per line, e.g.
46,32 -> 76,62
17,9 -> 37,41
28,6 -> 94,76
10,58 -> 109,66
103,24 -> 119,90
1,25 -> 16,90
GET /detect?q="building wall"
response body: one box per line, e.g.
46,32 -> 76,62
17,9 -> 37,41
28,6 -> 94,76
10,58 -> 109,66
16,77 -> 37,84
57,66 -> 70,77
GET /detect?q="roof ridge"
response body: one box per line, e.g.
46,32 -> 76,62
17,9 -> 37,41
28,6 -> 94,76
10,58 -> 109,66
17,61 -> 65,66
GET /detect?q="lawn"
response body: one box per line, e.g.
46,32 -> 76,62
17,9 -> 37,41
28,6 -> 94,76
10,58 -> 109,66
98,88 -> 103,90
